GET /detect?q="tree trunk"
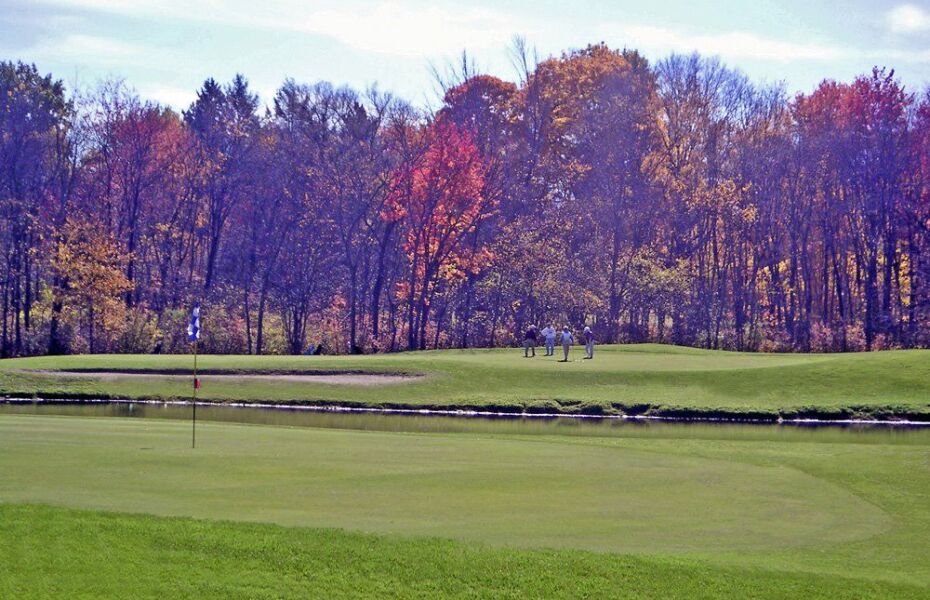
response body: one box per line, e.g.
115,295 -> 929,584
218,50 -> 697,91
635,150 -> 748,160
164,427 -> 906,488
256,288 -> 267,355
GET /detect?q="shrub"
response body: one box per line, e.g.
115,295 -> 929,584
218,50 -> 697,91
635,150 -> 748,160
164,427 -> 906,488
116,308 -> 160,353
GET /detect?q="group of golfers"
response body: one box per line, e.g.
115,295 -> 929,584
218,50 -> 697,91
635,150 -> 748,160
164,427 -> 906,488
522,324 -> 595,362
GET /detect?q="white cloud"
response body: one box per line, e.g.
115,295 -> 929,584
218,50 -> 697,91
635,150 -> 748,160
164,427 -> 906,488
136,84 -> 196,109
9,31 -> 189,76
31,0 -> 851,63
37,0 -> 531,56
887,4 -> 930,33
296,4 -> 518,56
0,31 -> 199,105
602,24 -> 846,62
28,0 -> 930,70
596,22 -> 930,66
0,31 -> 173,72
870,48 -> 930,64
29,33 -> 150,67
1,26 -> 189,69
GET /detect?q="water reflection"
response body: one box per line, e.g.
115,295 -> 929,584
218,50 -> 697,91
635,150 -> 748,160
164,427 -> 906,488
1,400 -> 928,445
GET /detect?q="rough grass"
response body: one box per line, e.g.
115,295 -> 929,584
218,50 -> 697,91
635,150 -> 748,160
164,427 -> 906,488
2,344 -> 930,420
1,414 -> 928,598
2,504 -> 927,600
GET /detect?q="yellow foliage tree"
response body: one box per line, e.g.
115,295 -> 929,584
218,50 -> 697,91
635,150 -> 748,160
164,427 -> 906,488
52,219 -> 133,353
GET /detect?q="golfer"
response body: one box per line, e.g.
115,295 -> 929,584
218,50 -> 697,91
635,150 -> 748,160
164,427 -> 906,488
523,325 -> 538,358
583,326 -> 595,359
541,324 -> 556,356
559,326 -> 574,362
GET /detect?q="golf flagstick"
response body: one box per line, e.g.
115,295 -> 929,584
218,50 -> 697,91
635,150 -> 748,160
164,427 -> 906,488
188,303 -> 201,449
192,340 -> 198,448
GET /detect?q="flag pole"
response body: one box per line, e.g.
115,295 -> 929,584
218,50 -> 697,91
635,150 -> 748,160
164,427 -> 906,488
188,302 -> 201,449
192,339 -> 198,449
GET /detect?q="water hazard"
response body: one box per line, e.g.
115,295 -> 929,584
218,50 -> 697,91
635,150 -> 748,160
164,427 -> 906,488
2,400 -> 928,444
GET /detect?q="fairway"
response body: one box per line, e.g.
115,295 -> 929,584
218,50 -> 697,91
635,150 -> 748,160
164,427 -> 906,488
2,412 -> 930,599
3,344 -> 930,420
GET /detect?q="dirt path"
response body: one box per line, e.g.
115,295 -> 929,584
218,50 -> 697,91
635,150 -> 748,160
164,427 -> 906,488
26,370 -> 422,387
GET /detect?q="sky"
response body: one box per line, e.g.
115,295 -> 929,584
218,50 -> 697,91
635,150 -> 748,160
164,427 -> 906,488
1,0 -> 929,110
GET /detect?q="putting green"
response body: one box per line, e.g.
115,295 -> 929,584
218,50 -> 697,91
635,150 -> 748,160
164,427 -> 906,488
3,345 -> 930,419
0,415 -> 889,553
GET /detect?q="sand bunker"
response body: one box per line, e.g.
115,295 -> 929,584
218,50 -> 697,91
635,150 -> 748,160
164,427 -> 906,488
29,370 -> 421,387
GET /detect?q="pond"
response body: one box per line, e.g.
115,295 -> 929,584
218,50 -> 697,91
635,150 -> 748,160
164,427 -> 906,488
2,400 -> 928,444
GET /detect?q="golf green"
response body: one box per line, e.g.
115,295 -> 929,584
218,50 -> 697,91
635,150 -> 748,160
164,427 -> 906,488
1,413 -> 929,598
0,415 -> 889,553
2,344 -> 930,420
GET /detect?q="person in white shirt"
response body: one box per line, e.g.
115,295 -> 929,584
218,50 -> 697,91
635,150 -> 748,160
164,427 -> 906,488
541,324 -> 556,356
559,326 -> 574,362
583,326 -> 595,359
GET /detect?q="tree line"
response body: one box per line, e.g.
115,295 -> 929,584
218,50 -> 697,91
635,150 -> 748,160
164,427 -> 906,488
1,44 -> 929,356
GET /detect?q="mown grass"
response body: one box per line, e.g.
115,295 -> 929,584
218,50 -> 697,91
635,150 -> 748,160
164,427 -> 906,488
3,504 -> 927,600
0,415 -> 892,553
2,344 -> 930,419
1,414 -> 929,599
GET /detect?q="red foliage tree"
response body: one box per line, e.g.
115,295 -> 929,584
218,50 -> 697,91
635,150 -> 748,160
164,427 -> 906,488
383,121 -> 489,349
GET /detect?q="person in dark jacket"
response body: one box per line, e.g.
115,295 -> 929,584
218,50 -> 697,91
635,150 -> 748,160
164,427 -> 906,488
523,325 -> 538,357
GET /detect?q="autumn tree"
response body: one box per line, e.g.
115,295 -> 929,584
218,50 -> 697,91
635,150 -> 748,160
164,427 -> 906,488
185,75 -> 260,292
568,47 -> 663,341
384,121 -> 489,350
654,54 -> 757,347
78,82 -> 195,316
908,89 -> 930,342
52,219 -> 132,352
438,74 -> 520,346
842,69 -> 912,349
0,61 -> 71,355
2,48 -> 930,356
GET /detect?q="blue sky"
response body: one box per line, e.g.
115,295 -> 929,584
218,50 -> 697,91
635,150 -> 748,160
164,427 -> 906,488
2,0 -> 929,109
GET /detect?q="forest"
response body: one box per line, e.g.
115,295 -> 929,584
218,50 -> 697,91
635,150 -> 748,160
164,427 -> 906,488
1,43 -> 929,356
